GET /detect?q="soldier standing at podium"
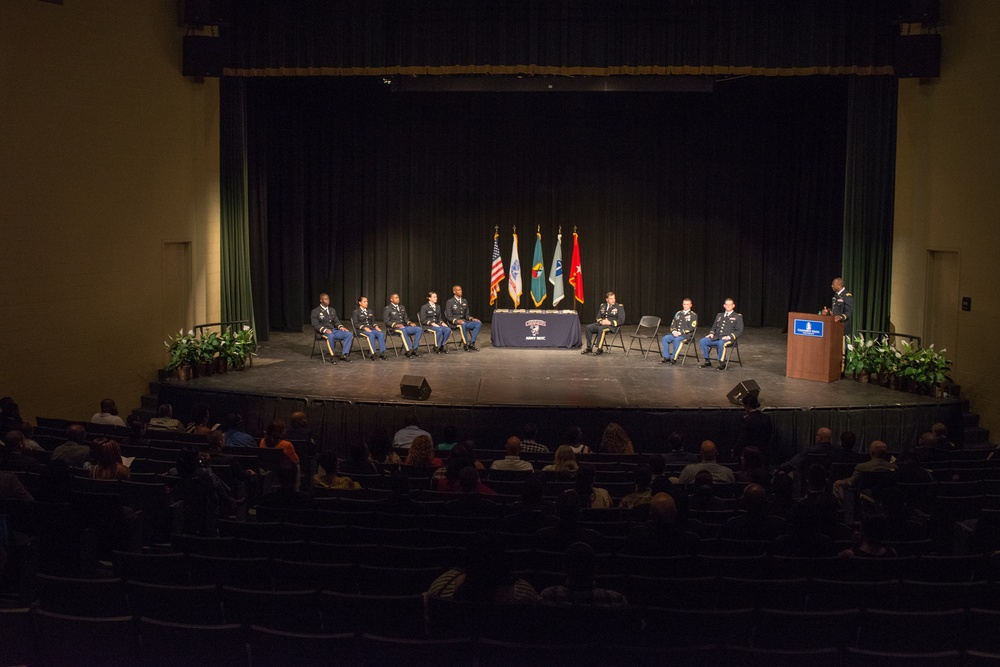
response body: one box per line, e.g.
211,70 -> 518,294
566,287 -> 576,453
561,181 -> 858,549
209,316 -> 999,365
822,277 -> 854,336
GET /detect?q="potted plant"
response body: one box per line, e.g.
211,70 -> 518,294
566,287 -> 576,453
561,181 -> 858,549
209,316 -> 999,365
229,325 -> 258,370
924,345 -> 953,397
895,340 -> 923,393
214,330 -> 232,374
165,330 -> 198,381
197,331 -> 223,377
845,334 -> 874,381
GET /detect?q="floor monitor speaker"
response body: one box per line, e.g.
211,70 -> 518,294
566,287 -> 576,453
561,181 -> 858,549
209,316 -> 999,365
727,380 -> 760,407
400,375 -> 431,401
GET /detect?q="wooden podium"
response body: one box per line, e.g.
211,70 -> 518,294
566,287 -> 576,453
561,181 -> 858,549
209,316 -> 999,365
786,312 -> 844,383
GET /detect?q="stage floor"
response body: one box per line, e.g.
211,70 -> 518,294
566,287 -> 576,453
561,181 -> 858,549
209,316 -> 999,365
177,326 -> 949,411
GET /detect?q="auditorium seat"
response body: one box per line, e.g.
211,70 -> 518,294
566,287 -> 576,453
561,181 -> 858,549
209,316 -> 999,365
112,549 -> 189,585
281,522 -> 352,543
964,650 -> 1000,667
127,580 -> 223,624
898,579 -> 989,611
808,578 -> 898,612
827,555 -> 916,582
272,559 -> 357,593
235,537 -> 306,560
249,626 -> 359,667
0,607 -> 34,667
754,608 -> 860,649
319,591 -> 427,637
170,533 -> 237,557
34,572 -> 130,617
615,553 -> 694,577
357,564 -> 443,595
302,540 -> 378,565
221,586 -> 322,632
361,634 -> 475,667
533,603 -> 643,644
188,554 -> 272,589
727,646 -> 841,667
643,607 -> 754,648
34,609 -> 140,667
717,577 -> 809,611
620,575 -> 717,609
217,519 -> 285,541
913,554 -> 984,582
843,648 -> 962,667
139,618 -> 248,667
694,554 -> 769,578
856,608 -> 965,652
374,544 -> 458,569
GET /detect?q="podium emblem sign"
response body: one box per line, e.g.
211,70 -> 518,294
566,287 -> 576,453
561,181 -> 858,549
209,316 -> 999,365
793,319 -> 824,337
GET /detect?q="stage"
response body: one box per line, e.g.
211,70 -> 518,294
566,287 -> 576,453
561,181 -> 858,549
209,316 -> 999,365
157,325 -> 962,461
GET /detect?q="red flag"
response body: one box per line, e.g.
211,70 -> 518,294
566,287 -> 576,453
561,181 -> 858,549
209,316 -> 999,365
569,231 -> 584,304
489,231 -> 505,306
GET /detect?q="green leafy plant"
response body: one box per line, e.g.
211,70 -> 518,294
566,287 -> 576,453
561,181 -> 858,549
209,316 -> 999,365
923,344 -> 953,388
845,334 -> 874,377
196,330 -> 222,364
228,325 -> 258,367
164,330 -> 199,371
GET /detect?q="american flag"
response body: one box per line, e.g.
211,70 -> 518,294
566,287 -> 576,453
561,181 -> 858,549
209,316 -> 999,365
489,231 -> 505,306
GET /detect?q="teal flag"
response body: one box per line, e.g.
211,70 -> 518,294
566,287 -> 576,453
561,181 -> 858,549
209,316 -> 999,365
530,232 -> 547,307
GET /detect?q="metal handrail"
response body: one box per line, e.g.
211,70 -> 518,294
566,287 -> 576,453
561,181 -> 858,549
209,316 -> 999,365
193,320 -> 250,335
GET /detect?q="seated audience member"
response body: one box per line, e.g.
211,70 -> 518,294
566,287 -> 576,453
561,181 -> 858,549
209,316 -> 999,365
830,431 -> 867,464
260,420 -> 300,465
148,404 -> 184,431
375,472 -> 427,515
1,430 -> 42,473
599,422 -> 634,455
881,486 -> 929,542
833,440 -> 896,495
915,430 -> 950,464
772,513 -> 838,558
459,439 -> 488,473
221,412 -> 256,449
437,449 -> 496,495
540,542 -> 629,608
255,462 -> 314,510
575,464 -> 612,509
650,456 -> 674,496
623,493 -> 699,556
676,440 -> 735,484
838,514 -> 897,558
427,531 -> 538,603
789,464 -> 841,538
503,475 -> 553,534
780,427 -> 836,472
519,423 -> 549,454
393,414 -> 432,450
719,483 -> 787,541
405,435 -> 443,470
0,470 -> 33,502
17,422 -> 42,452
341,441 -> 381,476
368,427 -> 402,467
0,397 -> 23,436
894,441 -> 934,484
442,467 -> 500,517
542,445 -> 579,479
768,471 -> 796,517
90,398 -> 126,427
932,422 -> 957,450
185,402 -> 215,434
535,490 -> 604,552
735,394 -> 773,463
124,415 -> 151,451
169,447 -> 234,532
619,465 -> 654,511
312,451 -> 360,490
562,426 -> 591,455
663,431 -> 698,464
89,439 -> 131,480
687,470 -> 725,512
51,425 -> 94,468
34,460 -> 73,503
285,411 -> 317,457
735,446 -> 770,487
204,429 -> 254,483
490,436 -> 534,472
436,425 -> 459,452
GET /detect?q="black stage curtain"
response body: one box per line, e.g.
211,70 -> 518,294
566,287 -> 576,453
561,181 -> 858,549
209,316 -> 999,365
239,76 -> 847,337
224,0 -> 896,76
